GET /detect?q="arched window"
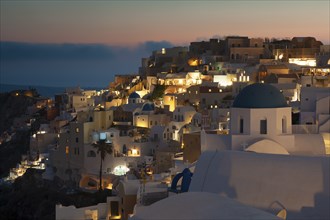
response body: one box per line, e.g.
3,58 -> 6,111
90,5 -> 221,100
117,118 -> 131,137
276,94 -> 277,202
87,150 -> 96,157
236,54 -> 240,60
231,54 -> 235,60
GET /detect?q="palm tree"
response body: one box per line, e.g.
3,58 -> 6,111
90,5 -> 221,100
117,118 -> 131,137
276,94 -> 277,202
92,139 -> 113,191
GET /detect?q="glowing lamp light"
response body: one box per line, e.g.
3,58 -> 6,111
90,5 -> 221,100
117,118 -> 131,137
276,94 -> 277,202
289,58 -> 316,67
188,59 -> 199,66
132,149 -> 138,155
99,132 -> 107,140
106,183 -> 113,190
113,165 -> 129,176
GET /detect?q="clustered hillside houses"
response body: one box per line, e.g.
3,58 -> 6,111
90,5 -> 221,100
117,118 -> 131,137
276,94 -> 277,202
9,36 -> 329,220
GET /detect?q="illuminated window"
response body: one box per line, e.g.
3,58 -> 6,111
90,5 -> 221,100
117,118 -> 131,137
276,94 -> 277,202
65,146 -> 69,155
132,149 -> 138,155
75,127 -> 79,133
128,148 -> 140,157
209,89 -> 212,92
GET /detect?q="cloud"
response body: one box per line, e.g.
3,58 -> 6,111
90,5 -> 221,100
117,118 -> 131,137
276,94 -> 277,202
138,40 -> 173,53
0,40 -> 175,87
0,42 -> 115,61
0,40 -> 174,62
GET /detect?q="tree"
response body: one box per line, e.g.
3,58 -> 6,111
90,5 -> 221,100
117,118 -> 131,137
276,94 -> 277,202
92,140 -> 113,191
149,84 -> 166,101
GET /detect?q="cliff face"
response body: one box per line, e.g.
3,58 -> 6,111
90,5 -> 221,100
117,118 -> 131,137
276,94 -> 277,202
0,92 -> 37,177
0,130 -> 30,177
0,93 -> 36,133
0,91 -> 111,220
0,169 -> 111,220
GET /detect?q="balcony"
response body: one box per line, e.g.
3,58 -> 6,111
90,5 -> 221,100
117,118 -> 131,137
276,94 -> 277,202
292,124 -> 318,134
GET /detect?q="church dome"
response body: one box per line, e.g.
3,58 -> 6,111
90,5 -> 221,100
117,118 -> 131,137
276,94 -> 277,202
129,92 -> 141,99
142,103 -> 155,111
232,83 -> 288,108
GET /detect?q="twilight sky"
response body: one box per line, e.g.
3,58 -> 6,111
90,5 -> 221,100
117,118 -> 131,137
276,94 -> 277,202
1,0 -> 329,87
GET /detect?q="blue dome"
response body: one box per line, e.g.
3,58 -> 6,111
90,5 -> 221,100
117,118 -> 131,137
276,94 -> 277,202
142,103 -> 155,111
129,92 -> 141,99
232,83 -> 288,108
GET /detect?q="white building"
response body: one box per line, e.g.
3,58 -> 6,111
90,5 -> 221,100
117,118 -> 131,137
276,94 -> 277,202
130,151 -> 330,220
300,87 -> 329,130
56,196 -> 121,220
202,83 -> 327,156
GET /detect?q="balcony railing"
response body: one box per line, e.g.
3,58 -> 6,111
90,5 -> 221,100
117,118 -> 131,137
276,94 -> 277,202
292,124 -> 318,134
